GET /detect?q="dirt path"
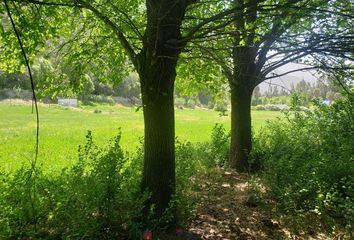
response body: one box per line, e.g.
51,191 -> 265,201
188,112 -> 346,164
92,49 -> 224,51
185,169 -> 283,239
185,169 -> 339,240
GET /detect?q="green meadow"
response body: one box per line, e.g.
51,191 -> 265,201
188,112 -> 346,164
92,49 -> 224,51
0,103 -> 281,172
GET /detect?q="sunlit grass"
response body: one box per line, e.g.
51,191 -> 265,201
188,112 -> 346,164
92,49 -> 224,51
0,103 -> 281,172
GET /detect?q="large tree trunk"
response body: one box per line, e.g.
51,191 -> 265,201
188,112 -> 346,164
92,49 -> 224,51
229,82 -> 253,171
138,0 -> 189,221
229,46 -> 257,171
140,61 -> 177,219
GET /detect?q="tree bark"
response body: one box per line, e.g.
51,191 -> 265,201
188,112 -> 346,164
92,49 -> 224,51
139,61 -> 177,219
138,0 -> 189,221
229,46 -> 256,171
229,82 -> 253,171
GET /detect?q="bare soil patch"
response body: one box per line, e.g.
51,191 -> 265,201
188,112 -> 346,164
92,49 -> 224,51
184,169 -> 345,240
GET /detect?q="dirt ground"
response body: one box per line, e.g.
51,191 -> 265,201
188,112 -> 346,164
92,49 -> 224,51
182,169 -> 349,240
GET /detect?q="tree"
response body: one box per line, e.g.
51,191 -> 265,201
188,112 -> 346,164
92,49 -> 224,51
182,0 -> 354,171
114,73 -> 140,99
1,0 -> 234,222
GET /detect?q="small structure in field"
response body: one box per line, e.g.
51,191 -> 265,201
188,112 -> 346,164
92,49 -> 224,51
58,98 -> 78,107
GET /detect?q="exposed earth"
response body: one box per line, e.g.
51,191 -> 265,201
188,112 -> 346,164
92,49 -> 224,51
159,169 -> 349,240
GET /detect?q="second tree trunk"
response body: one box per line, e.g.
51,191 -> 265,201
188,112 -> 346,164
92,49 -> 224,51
229,81 -> 253,171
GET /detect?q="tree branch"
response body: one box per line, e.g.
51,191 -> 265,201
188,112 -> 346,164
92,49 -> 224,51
182,6 -> 235,43
74,0 -> 137,68
12,0 -> 83,8
11,0 -> 138,68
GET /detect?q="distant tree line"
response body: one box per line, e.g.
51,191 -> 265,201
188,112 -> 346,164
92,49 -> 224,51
251,78 -> 343,107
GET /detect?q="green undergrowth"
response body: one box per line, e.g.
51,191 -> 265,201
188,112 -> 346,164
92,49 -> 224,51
1,98 -> 352,238
0,125 -> 231,239
0,131 -> 142,239
253,95 -> 354,235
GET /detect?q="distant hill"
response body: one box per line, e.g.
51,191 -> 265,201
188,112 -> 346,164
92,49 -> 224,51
258,63 -> 320,94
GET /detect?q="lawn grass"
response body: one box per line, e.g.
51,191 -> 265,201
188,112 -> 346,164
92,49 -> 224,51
0,102 -> 281,172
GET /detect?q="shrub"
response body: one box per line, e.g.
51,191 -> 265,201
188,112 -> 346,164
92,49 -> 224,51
186,99 -> 196,109
174,140 -> 202,225
248,134 -> 266,172
207,101 -> 215,109
214,101 -> 228,116
175,97 -> 185,109
255,96 -> 354,232
264,104 -> 281,111
253,105 -> 266,111
198,91 -> 212,106
114,73 -> 140,99
0,131 -> 220,239
0,131 -> 143,239
202,124 -> 230,166
0,88 -> 33,100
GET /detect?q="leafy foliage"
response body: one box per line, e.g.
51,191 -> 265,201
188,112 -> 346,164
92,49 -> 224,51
0,131 -> 144,239
255,95 -> 354,232
203,124 -> 230,167
0,121 -> 238,238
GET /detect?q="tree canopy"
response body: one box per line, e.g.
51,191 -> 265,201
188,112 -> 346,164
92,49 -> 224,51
0,0 -> 353,227
177,0 -> 354,170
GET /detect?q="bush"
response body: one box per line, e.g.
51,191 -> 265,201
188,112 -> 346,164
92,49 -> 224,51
174,140 -> 203,225
253,105 -> 266,111
186,99 -> 197,109
198,91 -> 212,106
175,97 -> 185,109
0,88 -> 33,100
114,73 -> 140,99
255,96 -> 354,232
207,101 -> 215,109
214,101 -> 228,116
264,104 -> 281,111
174,98 -> 199,109
202,124 -> 230,166
248,135 -> 266,172
0,131 -> 144,239
0,131 -> 220,239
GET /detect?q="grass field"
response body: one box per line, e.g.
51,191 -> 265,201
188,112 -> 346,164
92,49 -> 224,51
0,102 -> 281,172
